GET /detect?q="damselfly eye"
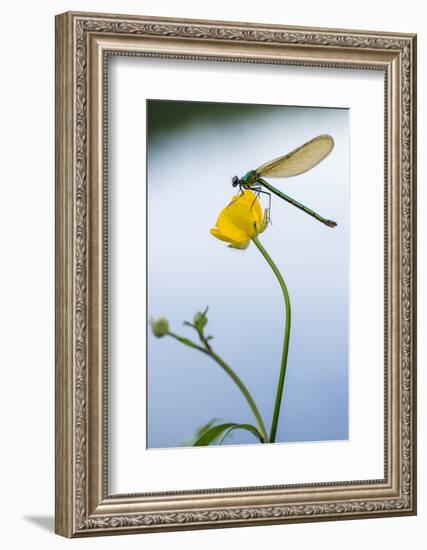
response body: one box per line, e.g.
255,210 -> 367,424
232,176 -> 239,187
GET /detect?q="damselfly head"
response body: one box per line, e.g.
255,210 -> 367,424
231,176 -> 240,188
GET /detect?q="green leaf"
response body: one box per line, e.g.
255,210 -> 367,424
181,419 -> 220,446
218,424 -> 264,444
193,423 -> 237,446
195,418 -> 219,439
193,422 -> 264,446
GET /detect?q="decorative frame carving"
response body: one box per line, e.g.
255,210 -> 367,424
55,11 -> 417,537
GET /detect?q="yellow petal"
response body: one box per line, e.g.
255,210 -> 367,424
236,189 -> 256,206
217,201 -> 254,236
229,240 -> 250,250
209,227 -> 249,248
236,190 -> 263,226
250,194 -> 263,226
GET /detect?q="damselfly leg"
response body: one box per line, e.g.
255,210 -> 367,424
250,186 -> 272,224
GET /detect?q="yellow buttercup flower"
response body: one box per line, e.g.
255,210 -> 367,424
210,190 -> 268,249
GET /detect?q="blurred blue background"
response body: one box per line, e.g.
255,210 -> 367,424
147,100 -> 349,448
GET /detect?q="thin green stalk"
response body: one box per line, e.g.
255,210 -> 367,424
168,331 -> 268,442
252,235 -> 291,443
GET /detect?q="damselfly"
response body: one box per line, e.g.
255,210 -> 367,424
231,134 -> 337,228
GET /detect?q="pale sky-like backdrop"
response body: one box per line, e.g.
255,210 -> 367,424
147,100 -> 349,448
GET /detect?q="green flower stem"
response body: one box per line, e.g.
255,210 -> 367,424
168,331 -> 268,442
252,235 -> 291,443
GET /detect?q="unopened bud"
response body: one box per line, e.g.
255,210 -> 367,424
151,318 -> 169,338
193,310 -> 208,329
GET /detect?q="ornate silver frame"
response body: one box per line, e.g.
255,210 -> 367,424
55,11 -> 417,537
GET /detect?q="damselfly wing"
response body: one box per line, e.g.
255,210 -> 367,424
256,134 -> 334,178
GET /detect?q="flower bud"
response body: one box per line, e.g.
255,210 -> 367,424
151,318 -> 169,338
193,310 -> 208,330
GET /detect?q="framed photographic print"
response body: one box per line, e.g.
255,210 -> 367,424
55,11 -> 417,537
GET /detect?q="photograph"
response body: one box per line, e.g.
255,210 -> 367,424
147,99 -> 349,449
